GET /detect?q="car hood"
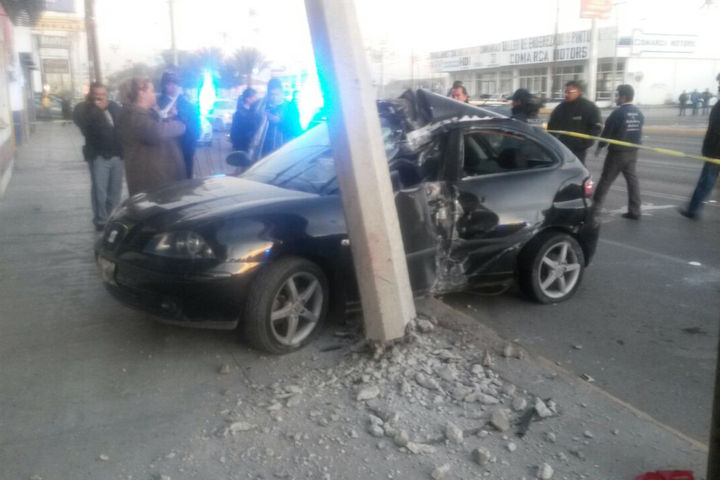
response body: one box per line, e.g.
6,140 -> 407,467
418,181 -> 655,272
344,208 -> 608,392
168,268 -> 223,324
118,176 -> 316,225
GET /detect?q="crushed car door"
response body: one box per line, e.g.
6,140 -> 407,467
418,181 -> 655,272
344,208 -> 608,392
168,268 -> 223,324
449,126 -> 561,284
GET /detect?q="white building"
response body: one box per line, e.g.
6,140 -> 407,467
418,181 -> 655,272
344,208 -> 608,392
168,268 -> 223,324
431,27 -> 720,105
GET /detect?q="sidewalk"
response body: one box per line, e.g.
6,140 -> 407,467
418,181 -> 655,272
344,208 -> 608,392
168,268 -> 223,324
0,122 -> 709,480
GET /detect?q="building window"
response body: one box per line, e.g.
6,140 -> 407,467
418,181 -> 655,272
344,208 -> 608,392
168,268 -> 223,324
499,71 -> 513,97
475,73 -> 497,97
596,60 -> 625,101
518,67 -> 546,96
552,64 -> 584,99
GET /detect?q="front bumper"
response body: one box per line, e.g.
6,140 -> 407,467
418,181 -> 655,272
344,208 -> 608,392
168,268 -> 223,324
97,254 -> 260,329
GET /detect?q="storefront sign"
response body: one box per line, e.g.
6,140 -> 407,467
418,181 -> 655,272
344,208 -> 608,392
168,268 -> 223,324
630,32 -> 697,54
431,30 -> 591,72
580,0 -> 612,19
44,0 -> 75,13
42,58 -> 69,74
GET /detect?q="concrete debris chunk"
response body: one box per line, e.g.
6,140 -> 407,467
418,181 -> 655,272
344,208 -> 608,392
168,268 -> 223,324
98,454 -> 109,461
507,442 -> 517,452
431,464 -> 451,480
482,350 -> 494,367
502,344 -> 515,358
30,476 -> 43,480
512,397 -> 528,411
445,422 -> 464,444
417,318 -> 435,333
545,431 -> 557,443
368,414 -> 384,426
368,424 -> 385,437
472,447 -> 493,465
394,430 -> 410,447
502,383 -> 517,396
286,394 -> 302,407
471,364 -> 485,376
535,398 -> 554,418
537,463 -> 554,479
218,363 -> 231,374
406,442 -> 437,455
229,421 -> 256,434
580,373 -> 595,383
415,372 -> 442,392
450,384 -> 473,401
490,409 -> 510,432
583,430 -> 593,438
435,365 -> 457,382
356,385 -> 380,401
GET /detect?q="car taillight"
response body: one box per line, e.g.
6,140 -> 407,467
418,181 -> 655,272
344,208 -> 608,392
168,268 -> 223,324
583,178 -> 594,198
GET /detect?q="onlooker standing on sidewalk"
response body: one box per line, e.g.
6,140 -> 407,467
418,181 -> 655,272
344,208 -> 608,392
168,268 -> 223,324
691,89 -> 701,116
72,82 -> 124,231
509,88 -> 542,124
592,84 -> 644,220
547,80 -> 603,164
701,88 -> 712,115
679,84 -> 720,219
678,90 -> 688,116
118,78 -> 186,196
230,87 -> 259,152
251,78 -> 301,161
157,72 -> 200,179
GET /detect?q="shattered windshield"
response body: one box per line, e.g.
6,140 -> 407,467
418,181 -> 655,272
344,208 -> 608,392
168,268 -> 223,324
242,122 -> 400,195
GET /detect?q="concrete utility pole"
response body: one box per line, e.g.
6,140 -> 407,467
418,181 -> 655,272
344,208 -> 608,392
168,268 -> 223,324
708,324 -> 720,480
84,0 -> 102,83
586,18 -> 599,101
303,0 -> 416,342
168,0 -> 179,66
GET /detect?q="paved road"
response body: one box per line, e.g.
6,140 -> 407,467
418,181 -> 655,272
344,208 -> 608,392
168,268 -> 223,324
445,128 -> 719,444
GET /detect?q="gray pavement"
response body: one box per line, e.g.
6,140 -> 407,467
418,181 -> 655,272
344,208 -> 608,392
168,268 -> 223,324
0,122 -> 711,479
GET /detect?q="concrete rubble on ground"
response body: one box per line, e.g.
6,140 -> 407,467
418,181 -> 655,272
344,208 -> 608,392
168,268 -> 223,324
134,312 -> 622,479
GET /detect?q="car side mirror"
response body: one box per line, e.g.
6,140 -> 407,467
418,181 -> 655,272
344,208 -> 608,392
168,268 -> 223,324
226,151 -> 251,168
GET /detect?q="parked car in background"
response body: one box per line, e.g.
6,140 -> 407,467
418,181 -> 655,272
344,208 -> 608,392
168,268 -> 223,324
95,89 -> 599,354
207,99 -> 235,131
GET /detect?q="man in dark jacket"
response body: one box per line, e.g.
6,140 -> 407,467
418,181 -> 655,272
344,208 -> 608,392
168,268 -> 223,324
547,80 -> 602,164
72,82 -> 123,231
157,72 -> 200,179
592,84 -> 644,220
679,84 -> 720,219
230,87 -> 259,153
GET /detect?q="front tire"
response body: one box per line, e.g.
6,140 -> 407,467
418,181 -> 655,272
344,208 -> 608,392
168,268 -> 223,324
243,257 -> 328,354
519,232 -> 585,304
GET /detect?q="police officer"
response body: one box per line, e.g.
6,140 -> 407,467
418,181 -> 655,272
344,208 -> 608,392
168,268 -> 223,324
592,84 -> 644,220
547,80 -> 602,164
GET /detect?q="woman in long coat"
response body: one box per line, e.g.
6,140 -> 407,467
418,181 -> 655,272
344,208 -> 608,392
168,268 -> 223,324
119,78 -> 186,196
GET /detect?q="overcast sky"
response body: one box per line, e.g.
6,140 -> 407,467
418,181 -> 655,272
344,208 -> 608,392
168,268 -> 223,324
94,0 -> 719,75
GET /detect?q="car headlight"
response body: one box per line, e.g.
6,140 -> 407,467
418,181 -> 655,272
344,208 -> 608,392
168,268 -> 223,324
143,231 -> 216,259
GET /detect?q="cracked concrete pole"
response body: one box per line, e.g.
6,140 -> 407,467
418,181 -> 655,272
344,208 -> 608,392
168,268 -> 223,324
304,0 -> 416,342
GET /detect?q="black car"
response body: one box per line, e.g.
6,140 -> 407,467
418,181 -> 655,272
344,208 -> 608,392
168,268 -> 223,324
96,90 -> 599,354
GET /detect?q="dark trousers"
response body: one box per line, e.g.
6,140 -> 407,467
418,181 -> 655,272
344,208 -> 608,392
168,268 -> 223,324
687,161 -> 719,215
572,148 -> 588,165
592,149 -> 641,217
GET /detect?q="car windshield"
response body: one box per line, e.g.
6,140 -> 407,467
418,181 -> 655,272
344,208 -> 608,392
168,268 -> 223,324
242,122 -> 399,195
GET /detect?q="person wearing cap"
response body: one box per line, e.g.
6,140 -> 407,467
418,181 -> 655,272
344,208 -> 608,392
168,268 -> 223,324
510,88 -> 541,123
592,84 -> 644,220
547,80 -> 602,164
157,72 -> 200,179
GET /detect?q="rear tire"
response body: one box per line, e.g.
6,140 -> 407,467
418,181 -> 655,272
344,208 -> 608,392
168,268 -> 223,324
243,257 -> 328,354
519,232 -> 585,304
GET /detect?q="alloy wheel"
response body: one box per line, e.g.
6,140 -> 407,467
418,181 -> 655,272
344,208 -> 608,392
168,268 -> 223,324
537,240 -> 582,300
269,272 -> 323,346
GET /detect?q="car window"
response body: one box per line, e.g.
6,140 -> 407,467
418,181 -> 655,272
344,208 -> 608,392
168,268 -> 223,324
213,100 -> 234,111
462,130 -> 557,177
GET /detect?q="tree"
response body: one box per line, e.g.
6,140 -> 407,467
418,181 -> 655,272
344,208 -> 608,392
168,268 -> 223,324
229,47 -> 269,88
106,63 -> 158,93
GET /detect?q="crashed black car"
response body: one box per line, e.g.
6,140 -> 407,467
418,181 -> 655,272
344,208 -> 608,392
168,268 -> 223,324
96,90 -> 599,354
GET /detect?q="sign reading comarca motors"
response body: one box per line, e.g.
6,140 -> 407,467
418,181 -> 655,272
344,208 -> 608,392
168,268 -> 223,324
431,30 -> 591,72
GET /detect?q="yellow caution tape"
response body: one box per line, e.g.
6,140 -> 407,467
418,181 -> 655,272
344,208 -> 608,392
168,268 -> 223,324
546,129 -> 720,166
